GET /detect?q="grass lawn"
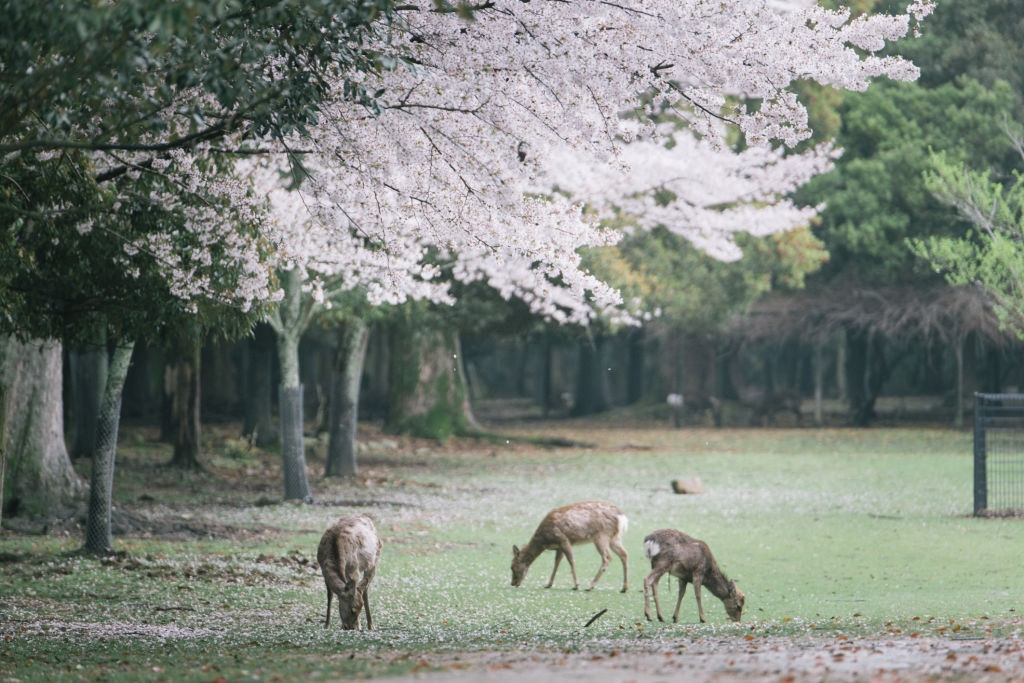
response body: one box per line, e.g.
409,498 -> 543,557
1,419 -> 1022,682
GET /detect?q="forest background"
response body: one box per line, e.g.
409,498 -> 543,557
3,0 -> 1024,536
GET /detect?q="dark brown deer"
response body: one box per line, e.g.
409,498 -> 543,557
317,514 -> 382,630
643,528 -> 744,623
511,500 -> 628,592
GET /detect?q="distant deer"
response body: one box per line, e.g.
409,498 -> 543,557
685,392 -> 723,427
317,514 -> 382,630
511,500 -> 629,592
643,528 -> 744,623
749,389 -> 802,427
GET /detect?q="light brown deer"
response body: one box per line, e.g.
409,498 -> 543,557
511,500 -> 628,592
643,528 -> 744,623
317,514 -> 382,630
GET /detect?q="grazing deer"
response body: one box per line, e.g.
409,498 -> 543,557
317,514 -> 382,630
643,528 -> 744,623
511,500 -> 628,592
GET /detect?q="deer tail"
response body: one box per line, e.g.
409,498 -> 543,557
643,537 -> 660,561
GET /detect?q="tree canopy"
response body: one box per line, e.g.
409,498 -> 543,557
797,77 -> 1019,285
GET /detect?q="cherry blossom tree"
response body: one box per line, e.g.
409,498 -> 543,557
240,0 -> 933,490
2,0 -> 937,507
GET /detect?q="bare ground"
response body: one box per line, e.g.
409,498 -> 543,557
367,635 -> 1024,683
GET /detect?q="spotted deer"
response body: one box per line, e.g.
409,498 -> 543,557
643,528 -> 744,623
317,514 -> 382,630
511,500 -> 629,592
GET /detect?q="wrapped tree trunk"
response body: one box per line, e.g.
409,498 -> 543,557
385,307 -> 479,440
0,336 -> 84,519
83,341 -> 133,556
326,317 -> 370,477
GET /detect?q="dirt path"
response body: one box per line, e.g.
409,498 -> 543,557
366,634 -> 1024,683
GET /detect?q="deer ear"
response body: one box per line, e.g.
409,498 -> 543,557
512,545 -> 520,557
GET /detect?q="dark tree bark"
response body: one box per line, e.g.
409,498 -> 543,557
0,380 -> 8,526
845,327 -> 871,426
0,336 -> 84,519
241,322 -> 278,447
68,339 -> 107,460
572,336 -> 612,417
626,328 -> 645,405
325,318 -> 370,477
165,339 -> 202,470
83,341 -> 133,556
845,327 -> 889,426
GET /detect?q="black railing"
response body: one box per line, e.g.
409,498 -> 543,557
973,393 -> 1024,517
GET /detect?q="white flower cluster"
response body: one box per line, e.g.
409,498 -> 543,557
148,0 -> 933,321
243,0 -> 932,323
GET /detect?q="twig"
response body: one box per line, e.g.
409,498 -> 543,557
584,608 -> 608,627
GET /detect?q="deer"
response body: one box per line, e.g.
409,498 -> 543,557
511,500 -> 628,592
643,528 -> 744,623
748,389 -> 802,427
317,514 -> 382,630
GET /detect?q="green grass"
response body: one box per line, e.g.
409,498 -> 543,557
1,423 -> 1022,682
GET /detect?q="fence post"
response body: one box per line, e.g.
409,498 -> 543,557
972,392 -> 987,517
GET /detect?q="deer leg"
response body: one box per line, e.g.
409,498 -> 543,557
672,579 -> 688,623
324,588 -> 333,628
362,586 -> 373,631
546,549 -> 564,588
586,538 -> 612,591
644,568 -> 667,621
693,577 -> 706,623
610,535 -> 629,593
561,540 -> 581,590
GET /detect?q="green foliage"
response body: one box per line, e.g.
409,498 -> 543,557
798,77 -> 1019,284
0,150 -> 266,345
0,0 -> 393,154
0,0 -> 396,344
881,0 -> 1024,98
584,225 -> 827,333
911,151 -> 1024,335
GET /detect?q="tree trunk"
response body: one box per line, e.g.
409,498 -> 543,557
954,335 -> 965,429
835,330 -> 847,403
166,339 -> 202,470
571,336 -> 612,416
278,332 -> 312,501
385,308 -> 479,440
325,317 -> 370,477
845,327 -> 872,426
846,327 -> 888,427
273,268 -> 313,501
241,322 -> 278,446
626,328 -> 645,405
68,338 -> 108,461
0,336 -> 84,520
539,332 -> 553,418
83,341 -> 133,556
813,342 -> 824,427
0,381 -> 9,526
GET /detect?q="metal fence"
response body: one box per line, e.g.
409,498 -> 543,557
973,393 -> 1024,517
